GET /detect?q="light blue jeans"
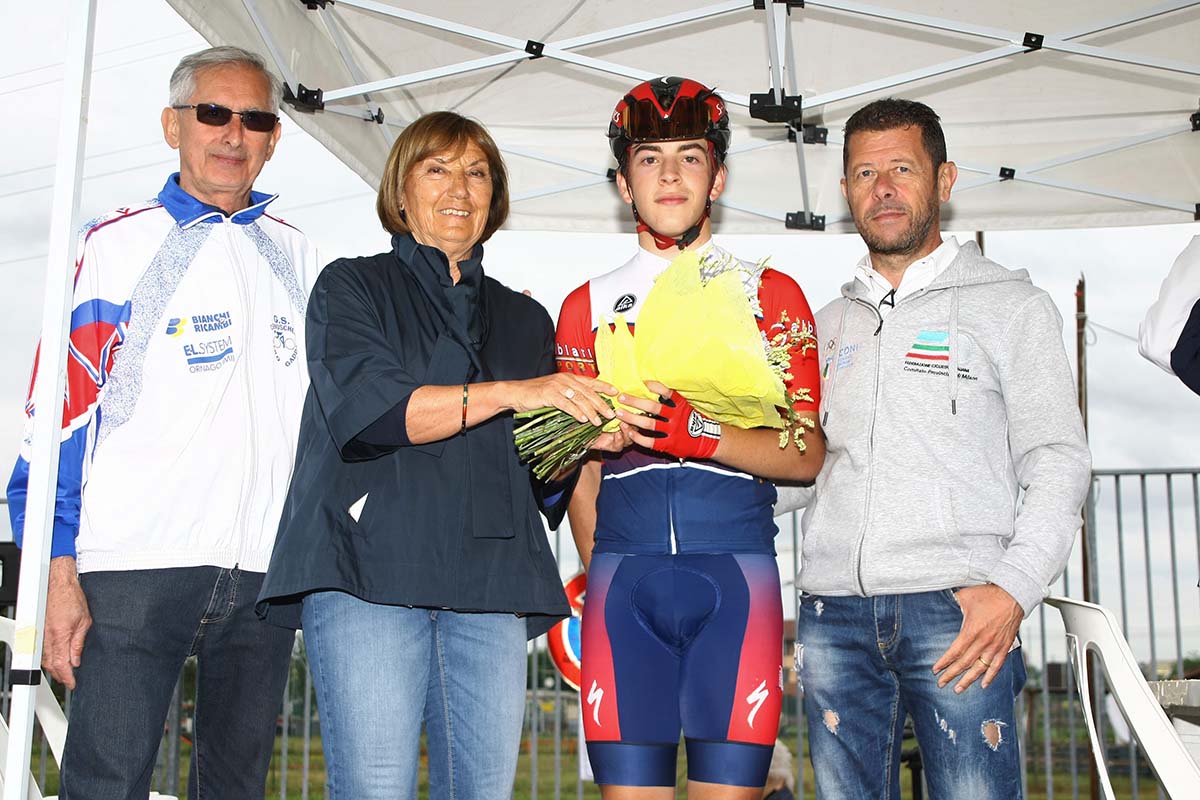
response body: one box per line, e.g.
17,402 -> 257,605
301,591 -> 528,799
797,590 -> 1026,800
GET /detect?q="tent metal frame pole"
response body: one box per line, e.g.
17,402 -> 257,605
801,46 -> 1023,110
807,0 -> 1019,43
318,5 -> 387,126
509,178 -> 613,204
711,198 -> 787,223
241,0 -> 300,92
322,54 -> 526,103
762,1 -> 816,225
323,1 -> 752,107
2,2 -> 98,799
807,45 -> 1023,111
1015,174 -> 1194,214
552,1 -> 747,49
333,0 -> 529,50
1022,123 -> 1193,174
802,0 -> 1200,110
1055,0 -> 1200,39
323,104 -> 609,184
1041,39 -> 1199,76
285,1 -> 1199,225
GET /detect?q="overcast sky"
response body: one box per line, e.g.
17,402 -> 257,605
1,0 -> 1197,658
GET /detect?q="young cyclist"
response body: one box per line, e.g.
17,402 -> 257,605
555,76 -> 824,799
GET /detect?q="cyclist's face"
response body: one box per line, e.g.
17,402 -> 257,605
617,138 -> 725,239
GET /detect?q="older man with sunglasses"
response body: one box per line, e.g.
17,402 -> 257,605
6,46 -> 320,799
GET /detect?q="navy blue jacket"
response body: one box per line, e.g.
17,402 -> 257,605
257,235 -> 570,637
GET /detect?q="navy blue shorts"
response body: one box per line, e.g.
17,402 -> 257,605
581,552 -> 783,787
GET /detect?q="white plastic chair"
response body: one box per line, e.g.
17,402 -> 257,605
1045,596 -> 1200,799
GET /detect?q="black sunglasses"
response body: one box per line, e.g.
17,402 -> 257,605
172,103 -> 279,133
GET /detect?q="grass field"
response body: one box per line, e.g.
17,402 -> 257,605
20,700 -> 1169,799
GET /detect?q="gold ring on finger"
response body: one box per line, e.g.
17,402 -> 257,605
977,656 -> 992,668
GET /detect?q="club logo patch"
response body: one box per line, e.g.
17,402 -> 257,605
613,293 -> 637,314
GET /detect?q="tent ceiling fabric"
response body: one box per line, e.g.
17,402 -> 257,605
166,0 -> 1199,233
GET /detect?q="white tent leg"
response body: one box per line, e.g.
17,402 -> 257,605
3,1 -> 97,799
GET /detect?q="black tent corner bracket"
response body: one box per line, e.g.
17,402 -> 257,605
999,166 -> 1016,180
749,90 -> 802,124
9,669 -> 41,687
283,83 -> 325,113
785,212 -> 825,231
525,40 -> 545,58
753,0 -> 804,9
296,0 -> 331,9
1022,32 -> 1044,51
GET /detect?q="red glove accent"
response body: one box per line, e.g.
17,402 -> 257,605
648,390 -> 721,460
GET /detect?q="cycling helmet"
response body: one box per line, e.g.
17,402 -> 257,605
608,77 -> 731,250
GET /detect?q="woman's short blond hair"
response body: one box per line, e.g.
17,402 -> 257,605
377,111 -> 510,244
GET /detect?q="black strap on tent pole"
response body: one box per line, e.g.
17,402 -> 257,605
9,670 -> 41,687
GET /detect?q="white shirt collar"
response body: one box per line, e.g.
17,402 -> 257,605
854,236 -> 961,315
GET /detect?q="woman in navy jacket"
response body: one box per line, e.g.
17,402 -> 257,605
258,111 -> 626,799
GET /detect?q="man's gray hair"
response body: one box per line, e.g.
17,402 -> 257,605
169,46 -> 283,110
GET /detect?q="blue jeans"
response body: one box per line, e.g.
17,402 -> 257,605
301,591 -> 528,800
61,567 -> 295,800
797,591 -> 1026,800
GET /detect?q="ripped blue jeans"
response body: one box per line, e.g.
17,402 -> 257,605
796,590 -> 1026,800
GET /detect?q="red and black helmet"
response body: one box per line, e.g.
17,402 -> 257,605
608,76 -> 731,166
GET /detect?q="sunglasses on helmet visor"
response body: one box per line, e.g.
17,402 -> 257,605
621,96 -> 712,143
172,103 -> 279,133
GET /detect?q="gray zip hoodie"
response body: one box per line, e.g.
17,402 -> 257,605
799,241 -> 1091,615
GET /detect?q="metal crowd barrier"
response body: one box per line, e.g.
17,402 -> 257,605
2,467 -> 1197,798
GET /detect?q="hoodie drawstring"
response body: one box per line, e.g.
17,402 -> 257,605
821,300 -> 853,427
948,285 -> 960,415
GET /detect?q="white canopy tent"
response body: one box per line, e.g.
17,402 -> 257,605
5,2 -> 1200,797
164,0 -> 1200,233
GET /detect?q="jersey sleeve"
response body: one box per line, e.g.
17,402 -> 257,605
554,282 -> 598,377
7,221 -> 130,559
758,268 -> 820,415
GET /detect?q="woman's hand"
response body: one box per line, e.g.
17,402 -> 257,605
507,374 -> 620,427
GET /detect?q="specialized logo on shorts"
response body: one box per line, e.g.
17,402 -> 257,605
745,679 -> 770,728
613,293 -> 637,314
587,680 -> 604,726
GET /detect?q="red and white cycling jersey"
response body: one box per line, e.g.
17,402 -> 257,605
555,243 -> 820,556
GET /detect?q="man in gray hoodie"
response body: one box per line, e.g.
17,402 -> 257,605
796,98 -> 1091,799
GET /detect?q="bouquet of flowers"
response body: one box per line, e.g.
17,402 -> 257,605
514,250 -> 817,480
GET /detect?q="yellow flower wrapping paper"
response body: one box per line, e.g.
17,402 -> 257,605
595,250 -> 788,430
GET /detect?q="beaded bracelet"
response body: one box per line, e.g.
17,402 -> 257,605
461,383 -> 469,434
